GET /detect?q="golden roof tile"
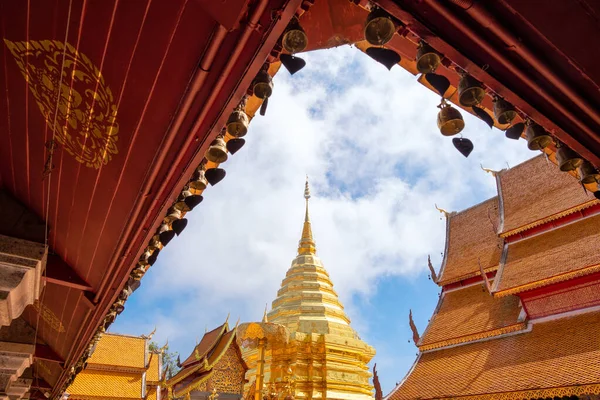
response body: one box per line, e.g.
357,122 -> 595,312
146,352 -> 161,383
67,370 -> 143,399
498,155 -> 597,237
389,310 -> 600,400
437,197 -> 502,285
87,333 -> 146,370
495,213 -> 600,296
419,284 -> 524,350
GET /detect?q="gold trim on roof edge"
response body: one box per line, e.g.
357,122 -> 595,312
173,371 -> 212,398
438,266 -> 498,287
500,200 -> 599,238
418,322 -> 527,352
494,264 -> 600,297
452,383 -> 600,400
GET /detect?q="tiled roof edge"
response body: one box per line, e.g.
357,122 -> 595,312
438,266 -> 498,287
383,353 -> 422,400
494,264 -> 600,297
500,200 -> 599,238
418,322 -> 527,351
450,383 -> 600,400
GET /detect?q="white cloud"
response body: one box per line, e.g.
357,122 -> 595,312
112,45 -> 533,393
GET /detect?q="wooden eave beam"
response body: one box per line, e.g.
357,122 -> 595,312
43,254 -> 94,293
34,343 -> 65,365
30,377 -> 52,391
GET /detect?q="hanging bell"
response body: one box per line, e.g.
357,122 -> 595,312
148,236 -> 163,252
164,207 -> 182,224
174,190 -> 194,212
525,122 -> 552,150
253,69 -> 273,100
556,145 -> 583,172
205,135 -> 228,164
578,161 -> 600,184
493,97 -> 517,125
364,7 -> 396,46
437,102 -> 465,136
282,18 -> 308,54
189,167 -> 208,193
227,99 -> 249,138
416,41 -> 441,74
458,74 -> 486,107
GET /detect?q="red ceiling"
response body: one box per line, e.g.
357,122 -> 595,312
0,0 -> 300,395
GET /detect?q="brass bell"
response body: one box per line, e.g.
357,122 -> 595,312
227,99 -> 249,138
189,167 -> 208,193
525,122 -> 552,151
364,7 -> 396,46
253,70 -> 273,100
416,41 -> 441,74
458,74 -> 486,107
437,101 -> 465,136
493,97 -> 517,125
556,145 -> 583,172
174,190 -> 194,212
578,161 -> 600,184
282,18 -> 308,54
148,235 -> 163,251
164,207 -> 182,223
205,135 -> 228,164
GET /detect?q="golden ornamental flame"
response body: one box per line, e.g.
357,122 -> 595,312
4,39 -> 119,168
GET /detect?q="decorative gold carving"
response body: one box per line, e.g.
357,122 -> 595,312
480,164 -> 499,177
435,204 -> 451,218
418,322 -> 527,351
456,383 -> 600,399
494,264 -> 600,297
4,39 -> 119,168
500,200 -> 598,238
33,300 -> 65,333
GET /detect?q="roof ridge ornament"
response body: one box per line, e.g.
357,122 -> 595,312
409,309 -> 420,346
480,164 -> 499,177
479,258 -> 493,295
435,204 -> 451,218
142,326 -> 157,340
298,176 -> 316,255
262,304 -> 268,323
427,255 -> 438,283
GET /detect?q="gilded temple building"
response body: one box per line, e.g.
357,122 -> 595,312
240,180 -> 376,400
388,155 -> 600,400
65,332 -> 164,400
165,319 -> 248,400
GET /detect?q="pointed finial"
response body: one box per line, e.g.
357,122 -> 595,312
409,309 -> 420,345
427,255 -> 438,283
304,175 -> 311,200
262,304 -> 268,323
298,177 -> 316,255
479,258 -> 492,295
435,204 -> 450,218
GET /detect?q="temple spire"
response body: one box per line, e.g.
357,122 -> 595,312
298,177 -> 316,255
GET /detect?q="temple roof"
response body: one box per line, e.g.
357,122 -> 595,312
146,352 -> 162,383
497,155 -> 598,237
167,320 -> 243,394
180,322 -> 228,368
494,213 -> 600,296
418,284 -> 524,351
86,333 -> 146,370
67,370 -> 144,400
437,197 -> 503,285
388,310 -> 600,400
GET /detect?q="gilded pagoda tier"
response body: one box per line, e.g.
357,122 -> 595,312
241,179 -> 376,400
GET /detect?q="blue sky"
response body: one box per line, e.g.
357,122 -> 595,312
112,45 -> 533,394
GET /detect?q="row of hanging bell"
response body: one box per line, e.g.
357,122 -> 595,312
227,96 -> 249,138
206,130 -> 229,164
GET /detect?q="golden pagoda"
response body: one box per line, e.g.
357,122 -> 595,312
241,179 -> 376,400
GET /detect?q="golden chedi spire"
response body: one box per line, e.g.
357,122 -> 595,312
298,177 -> 316,255
247,178 -> 375,400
